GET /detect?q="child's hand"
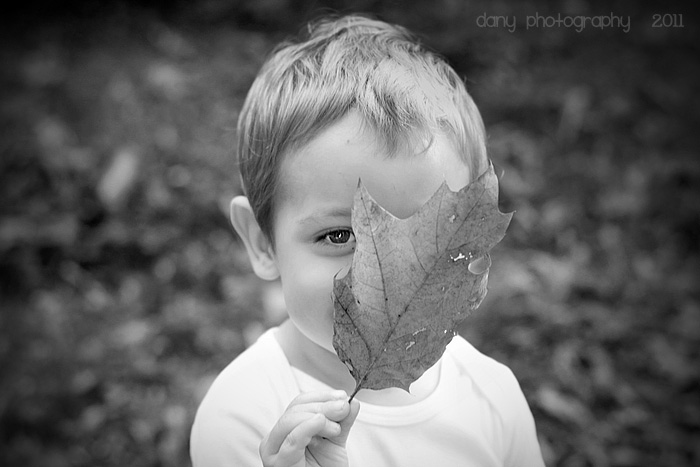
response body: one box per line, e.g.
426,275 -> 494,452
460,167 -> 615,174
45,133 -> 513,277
259,390 -> 360,467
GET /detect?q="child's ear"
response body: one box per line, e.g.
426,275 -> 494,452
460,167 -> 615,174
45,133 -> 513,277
229,196 -> 280,281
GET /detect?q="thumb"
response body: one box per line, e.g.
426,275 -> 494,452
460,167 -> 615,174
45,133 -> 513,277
336,399 -> 360,446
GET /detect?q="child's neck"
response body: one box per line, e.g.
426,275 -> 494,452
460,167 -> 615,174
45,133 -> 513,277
274,319 -> 440,406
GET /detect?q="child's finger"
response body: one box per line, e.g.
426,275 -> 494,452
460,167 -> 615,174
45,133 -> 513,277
260,412 -> 307,460
288,398 -> 350,422
288,390 -> 347,406
261,412 -> 340,459
260,390 -> 350,463
320,398 -> 350,422
334,399 -> 360,445
272,413 -> 327,466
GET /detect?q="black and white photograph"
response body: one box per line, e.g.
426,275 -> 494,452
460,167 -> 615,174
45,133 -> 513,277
1,1 -> 697,466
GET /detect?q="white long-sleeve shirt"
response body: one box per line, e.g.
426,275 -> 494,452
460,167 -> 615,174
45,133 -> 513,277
190,328 -> 545,467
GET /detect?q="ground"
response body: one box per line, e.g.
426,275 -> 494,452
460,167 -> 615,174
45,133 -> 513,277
1,1 -> 698,466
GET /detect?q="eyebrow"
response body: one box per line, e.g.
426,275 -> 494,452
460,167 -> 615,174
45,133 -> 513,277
297,207 -> 352,226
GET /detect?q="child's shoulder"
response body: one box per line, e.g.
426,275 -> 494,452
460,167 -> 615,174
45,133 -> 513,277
191,329 -> 297,464
445,335 -> 524,404
194,328 -> 297,424
205,327 -> 296,401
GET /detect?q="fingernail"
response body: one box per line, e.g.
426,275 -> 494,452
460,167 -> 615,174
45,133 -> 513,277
330,400 -> 346,411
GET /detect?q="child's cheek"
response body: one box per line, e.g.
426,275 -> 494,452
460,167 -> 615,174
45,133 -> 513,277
282,259 -> 339,349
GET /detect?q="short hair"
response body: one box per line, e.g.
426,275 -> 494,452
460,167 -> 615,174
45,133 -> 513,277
237,14 -> 488,241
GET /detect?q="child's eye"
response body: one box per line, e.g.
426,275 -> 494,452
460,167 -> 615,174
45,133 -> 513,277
319,229 -> 356,247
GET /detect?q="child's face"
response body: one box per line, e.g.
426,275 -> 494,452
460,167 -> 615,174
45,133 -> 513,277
271,111 -> 471,354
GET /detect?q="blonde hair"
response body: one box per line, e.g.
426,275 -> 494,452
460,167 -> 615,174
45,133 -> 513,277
237,14 -> 488,239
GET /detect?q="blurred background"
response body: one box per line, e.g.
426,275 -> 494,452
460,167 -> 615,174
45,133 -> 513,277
1,0 -> 698,465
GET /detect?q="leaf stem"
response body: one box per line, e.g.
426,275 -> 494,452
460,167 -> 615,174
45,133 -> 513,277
348,384 -> 361,403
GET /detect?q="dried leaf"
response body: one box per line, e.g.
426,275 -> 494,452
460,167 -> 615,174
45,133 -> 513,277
333,163 -> 512,399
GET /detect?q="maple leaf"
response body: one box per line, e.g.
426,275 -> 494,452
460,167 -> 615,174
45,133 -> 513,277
332,163 -> 513,400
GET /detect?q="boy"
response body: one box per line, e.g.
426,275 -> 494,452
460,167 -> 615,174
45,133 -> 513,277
191,14 -> 545,467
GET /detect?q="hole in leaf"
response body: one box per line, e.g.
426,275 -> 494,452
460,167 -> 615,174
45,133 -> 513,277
468,255 -> 491,275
